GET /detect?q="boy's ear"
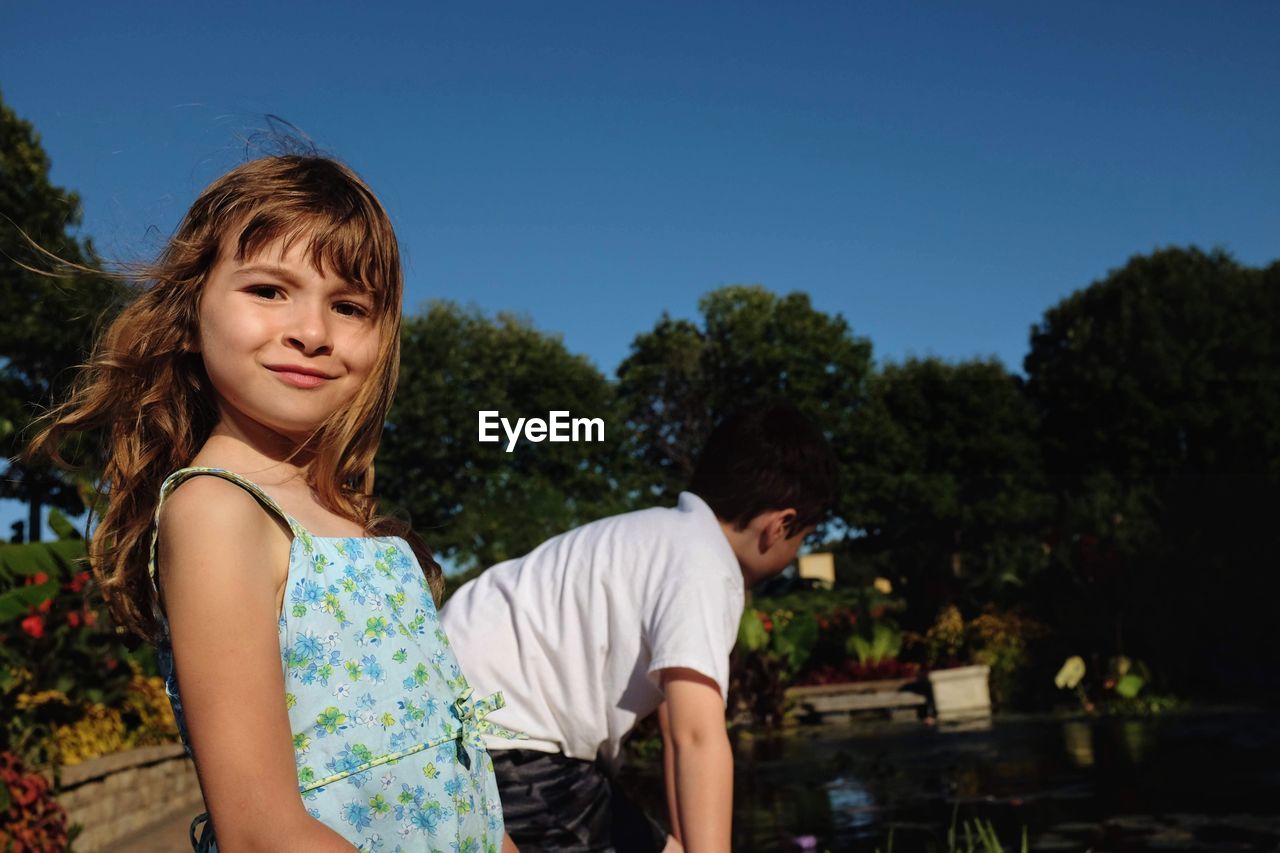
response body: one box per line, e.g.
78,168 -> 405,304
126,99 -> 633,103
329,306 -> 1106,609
762,508 -> 799,548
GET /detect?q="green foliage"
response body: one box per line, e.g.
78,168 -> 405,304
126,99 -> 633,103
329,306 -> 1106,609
915,605 -> 968,668
0,539 -> 84,585
731,585 -> 918,720
731,607 -> 820,726
876,807 -> 1029,853
1025,247 -> 1280,694
848,621 -> 901,665
1054,656 -> 1085,690
0,581 -> 58,622
737,608 -> 819,673
847,357 -> 1051,624
0,540 -> 140,764
377,302 -> 635,570
45,509 -> 81,541
0,89 -> 128,542
775,611 -> 819,671
737,607 -> 770,652
1053,654 -> 1180,716
912,605 -> 1046,707
1114,673 -> 1144,699
617,285 -> 872,530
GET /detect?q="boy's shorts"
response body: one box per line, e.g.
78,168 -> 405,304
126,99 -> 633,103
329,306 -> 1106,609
492,748 -> 668,852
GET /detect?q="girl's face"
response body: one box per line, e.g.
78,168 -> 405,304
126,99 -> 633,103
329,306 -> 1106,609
197,234 -> 382,444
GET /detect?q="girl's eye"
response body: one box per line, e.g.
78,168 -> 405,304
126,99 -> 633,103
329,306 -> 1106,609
334,301 -> 371,319
248,285 -> 283,300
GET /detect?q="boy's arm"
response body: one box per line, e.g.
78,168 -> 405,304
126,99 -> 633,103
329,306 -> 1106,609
659,667 -> 733,853
657,700 -> 681,843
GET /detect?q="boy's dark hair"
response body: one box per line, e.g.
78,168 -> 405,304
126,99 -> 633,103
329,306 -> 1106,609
689,402 -> 837,535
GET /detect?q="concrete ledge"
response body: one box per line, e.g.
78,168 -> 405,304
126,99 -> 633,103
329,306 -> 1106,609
56,745 -> 202,852
787,677 -> 927,718
60,743 -> 188,788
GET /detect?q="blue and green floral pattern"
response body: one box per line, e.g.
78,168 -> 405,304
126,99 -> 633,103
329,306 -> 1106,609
150,467 -> 519,852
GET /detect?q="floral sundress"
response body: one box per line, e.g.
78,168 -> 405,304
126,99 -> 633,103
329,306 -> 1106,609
149,467 -> 519,852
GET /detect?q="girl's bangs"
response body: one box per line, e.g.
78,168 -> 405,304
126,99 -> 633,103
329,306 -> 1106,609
231,208 -> 398,316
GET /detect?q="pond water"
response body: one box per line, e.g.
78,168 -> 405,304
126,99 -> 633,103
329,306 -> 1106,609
620,707 -> 1280,852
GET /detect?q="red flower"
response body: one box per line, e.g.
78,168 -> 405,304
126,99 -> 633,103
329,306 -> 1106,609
28,572 -> 50,586
67,611 -> 82,628
38,597 -> 53,614
20,615 -> 45,639
68,571 -> 91,593
85,610 -> 98,627
13,777 -> 41,806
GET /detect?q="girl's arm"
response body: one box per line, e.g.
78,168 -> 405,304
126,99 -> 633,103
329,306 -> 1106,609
159,476 -> 356,852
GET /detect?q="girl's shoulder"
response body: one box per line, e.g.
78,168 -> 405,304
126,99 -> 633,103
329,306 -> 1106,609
154,469 -> 296,589
158,466 -> 300,537
160,472 -> 280,535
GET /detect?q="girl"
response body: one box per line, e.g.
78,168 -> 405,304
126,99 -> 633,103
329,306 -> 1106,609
30,155 -> 518,852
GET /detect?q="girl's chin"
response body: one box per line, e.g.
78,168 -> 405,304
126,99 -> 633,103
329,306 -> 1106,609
212,415 -> 329,449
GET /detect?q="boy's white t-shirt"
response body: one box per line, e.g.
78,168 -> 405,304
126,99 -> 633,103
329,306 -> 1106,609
440,492 -> 744,765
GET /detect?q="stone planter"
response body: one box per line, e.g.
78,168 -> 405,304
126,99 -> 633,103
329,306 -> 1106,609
927,664 -> 992,721
54,743 -> 202,852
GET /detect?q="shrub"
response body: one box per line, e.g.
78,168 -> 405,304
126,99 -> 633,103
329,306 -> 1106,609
1,541 -> 168,766
909,605 -> 1047,707
0,750 -> 70,852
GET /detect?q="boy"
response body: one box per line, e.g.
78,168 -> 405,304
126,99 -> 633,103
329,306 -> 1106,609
442,403 -> 837,852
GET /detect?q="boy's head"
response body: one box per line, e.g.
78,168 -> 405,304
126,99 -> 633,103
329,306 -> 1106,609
689,402 -> 837,585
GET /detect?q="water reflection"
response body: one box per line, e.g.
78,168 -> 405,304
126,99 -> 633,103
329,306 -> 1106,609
1062,720 -> 1094,768
826,777 -> 876,832
621,708 -> 1280,851
1118,718 -> 1150,764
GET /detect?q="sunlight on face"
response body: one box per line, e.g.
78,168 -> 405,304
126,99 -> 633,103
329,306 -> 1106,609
197,235 -> 382,442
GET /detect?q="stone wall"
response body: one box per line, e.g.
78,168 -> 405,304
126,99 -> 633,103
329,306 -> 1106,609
55,744 -> 202,852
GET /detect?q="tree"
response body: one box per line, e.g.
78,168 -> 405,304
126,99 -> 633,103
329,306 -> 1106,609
1025,247 -> 1280,694
616,285 -> 874,532
376,302 -> 634,571
846,358 -> 1050,625
0,90 -> 126,541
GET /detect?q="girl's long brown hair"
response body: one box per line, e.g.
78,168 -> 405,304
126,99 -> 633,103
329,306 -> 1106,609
28,155 -> 443,640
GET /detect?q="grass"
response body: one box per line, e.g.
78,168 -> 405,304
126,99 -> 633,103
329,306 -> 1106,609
875,805 -> 1029,853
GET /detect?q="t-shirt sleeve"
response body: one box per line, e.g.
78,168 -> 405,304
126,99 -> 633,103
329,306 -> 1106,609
645,551 -> 743,704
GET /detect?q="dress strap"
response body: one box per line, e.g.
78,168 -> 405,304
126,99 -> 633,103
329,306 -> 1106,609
148,466 -> 306,592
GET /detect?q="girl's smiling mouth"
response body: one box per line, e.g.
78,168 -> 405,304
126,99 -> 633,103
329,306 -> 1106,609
266,364 -> 335,388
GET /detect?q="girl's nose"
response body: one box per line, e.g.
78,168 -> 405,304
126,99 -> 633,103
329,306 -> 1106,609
285,304 -> 333,355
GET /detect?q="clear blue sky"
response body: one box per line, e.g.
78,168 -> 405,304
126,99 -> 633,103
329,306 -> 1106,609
3,1 -> 1278,539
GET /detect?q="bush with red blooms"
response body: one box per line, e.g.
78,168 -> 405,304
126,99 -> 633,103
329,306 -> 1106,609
729,585 -> 916,722
0,750 -> 71,852
1,539 -> 149,765
796,658 -> 920,686
770,585 -> 911,686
